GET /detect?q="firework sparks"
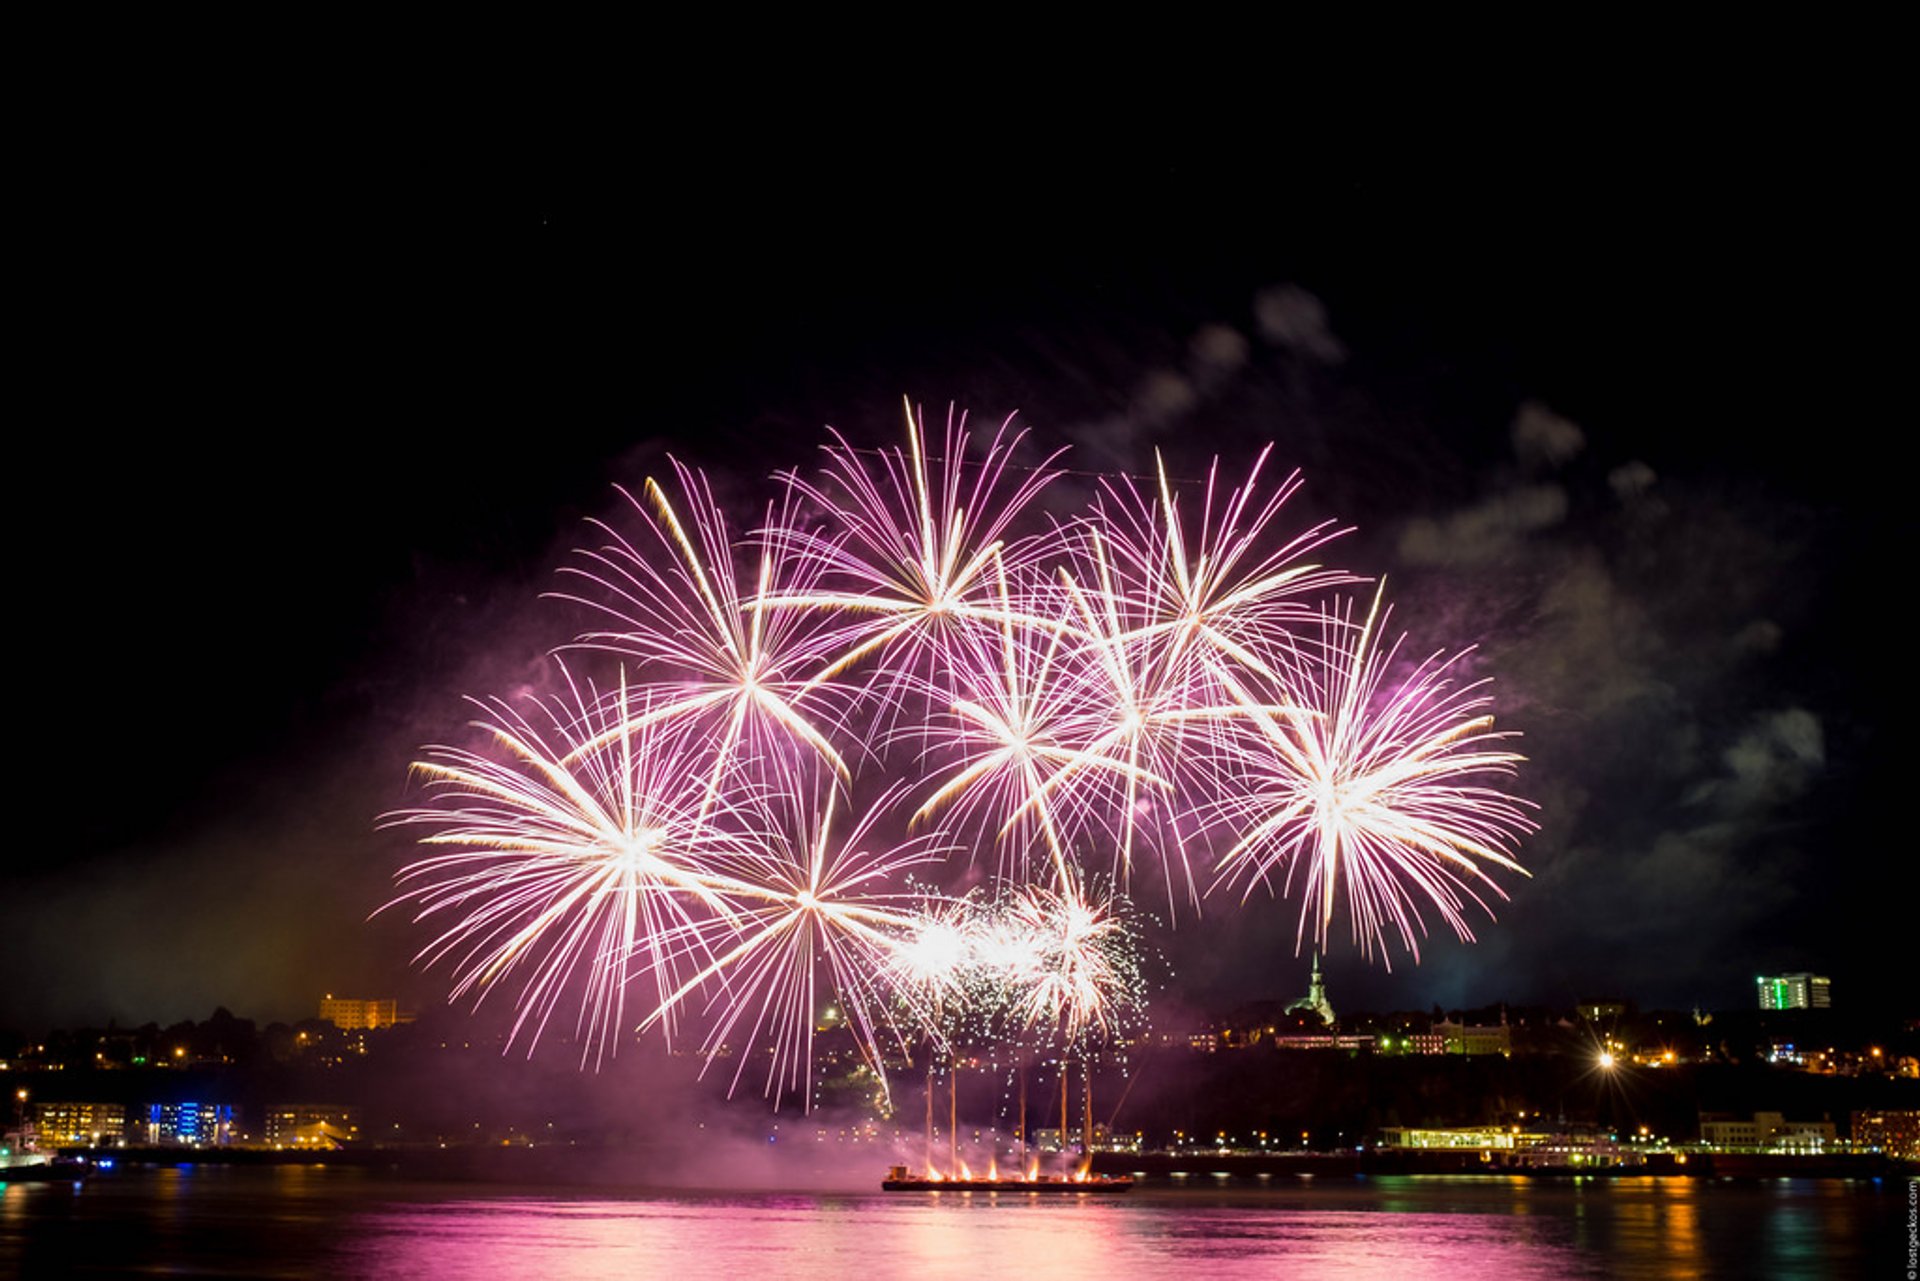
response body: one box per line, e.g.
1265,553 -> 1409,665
1086,446 -> 1355,691
1033,450 -> 1356,907
381,665 -> 771,1067
391,407 -> 1536,1108
908,561 -> 1161,889
553,459 -> 859,802
1205,585 -> 1536,963
756,398 -> 1066,700
985,880 -> 1147,1048
636,781 -> 953,1110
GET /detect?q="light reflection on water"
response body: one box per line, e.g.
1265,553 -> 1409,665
354,1192 -> 1578,1281
0,1167 -> 1900,1280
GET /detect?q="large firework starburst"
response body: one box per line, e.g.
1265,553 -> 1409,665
388,404 -> 1535,1108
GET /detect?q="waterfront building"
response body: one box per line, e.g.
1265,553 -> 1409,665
263,1104 -> 360,1148
144,1102 -> 235,1146
31,1102 -> 127,1148
1267,1032 -> 1376,1052
1434,1015 -> 1512,1056
1849,1110 -> 1920,1160
1380,1125 -> 1526,1150
1373,1032 -> 1447,1056
1699,1111 -> 1836,1151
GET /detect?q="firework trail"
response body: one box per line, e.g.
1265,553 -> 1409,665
636,780 -> 954,1110
755,398 -> 1066,708
1205,585 -> 1536,964
552,458 -> 861,803
381,665 -> 772,1067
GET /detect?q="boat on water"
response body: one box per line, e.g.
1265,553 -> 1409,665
2,1129 -> 92,1183
881,1164 -> 1132,1193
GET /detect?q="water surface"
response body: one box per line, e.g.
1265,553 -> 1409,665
1,1165 -> 1905,1279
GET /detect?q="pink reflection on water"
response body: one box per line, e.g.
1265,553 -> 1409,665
352,1191 -> 1580,1281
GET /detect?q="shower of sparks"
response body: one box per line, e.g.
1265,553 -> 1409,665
551,458 -> 859,800
381,665 -> 772,1068
755,398 -> 1066,701
637,782 -> 955,1110
391,403 -> 1535,1107
1205,585 -> 1537,964
986,881 -> 1147,1047
885,882 -> 1149,1055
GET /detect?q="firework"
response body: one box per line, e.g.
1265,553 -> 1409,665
884,881 -> 1148,1054
1034,450 -> 1357,907
982,880 -> 1147,1048
1085,446 -> 1354,691
381,665 -> 772,1066
636,781 -> 954,1110
755,398 -> 1066,702
885,893 -> 987,1051
553,459 -> 860,801
390,407 -> 1536,1109
908,560 -> 1162,890
1205,585 -> 1536,963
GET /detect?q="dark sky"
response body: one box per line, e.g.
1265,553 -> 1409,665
9,64 -> 1903,1035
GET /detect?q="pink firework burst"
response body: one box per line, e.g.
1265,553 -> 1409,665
636,780 -> 954,1111
388,405 -> 1539,1109
756,398 -> 1066,707
552,458 -> 863,804
381,665 -> 773,1067
1086,446 -> 1356,699
1023,451 -> 1354,911
907,560 -> 1160,890
1205,586 -> 1535,964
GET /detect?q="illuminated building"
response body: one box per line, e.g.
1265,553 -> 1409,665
1849,1110 -> 1920,1160
1699,1111 -> 1836,1151
1434,1015 -> 1512,1056
1381,1125 -> 1526,1150
1755,973 -> 1831,1010
318,995 -> 403,1030
144,1102 -> 234,1146
1267,1032 -> 1377,1051
30,1102 -> 127,1148
264,1103 -> 360,1148
1374,1032 -> 1447,1056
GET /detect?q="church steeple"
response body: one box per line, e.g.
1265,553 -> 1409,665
1285,952 -> 1336,1026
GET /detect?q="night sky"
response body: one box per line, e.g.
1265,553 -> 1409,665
10,67 -> 1902,1036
